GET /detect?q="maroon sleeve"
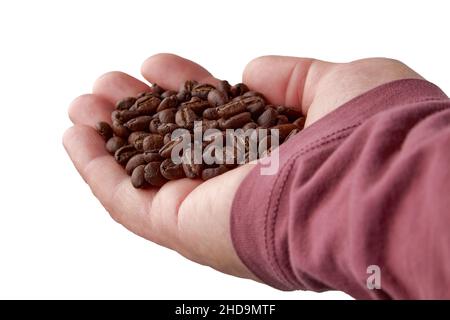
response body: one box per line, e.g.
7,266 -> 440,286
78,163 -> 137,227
231,79 -> 450,299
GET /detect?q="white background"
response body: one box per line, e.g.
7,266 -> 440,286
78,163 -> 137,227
0,0 -> 448,299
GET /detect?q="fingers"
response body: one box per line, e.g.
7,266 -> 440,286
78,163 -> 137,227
68,94 -> 113,126
141,53 -> 218,90
242,55 -> 332,114
93,71 -> 150,104
63,125 -> 156,236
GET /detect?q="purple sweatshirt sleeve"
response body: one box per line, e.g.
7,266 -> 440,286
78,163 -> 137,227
231,79 -> 450,299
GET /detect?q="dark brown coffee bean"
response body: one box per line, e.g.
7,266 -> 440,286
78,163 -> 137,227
181,149 -> 203,178
217,80 -> 231,96
149,118 -> 161,133
217,100 -> 247,119
160,90 -> 178,99
106,136 -> 126,154
157,123 -> 179,135
112,120 -> 130,138
207,89 -> 229,107
128,131 -> 150,151
112,109 -> 141,124
131,165 -> 147,188
130,95 -> 161,115
125,154 -> 146,175
181,97 -> 210,114
96,121 -> 113,141
176,90 -> 191,103
142,134 -> 164,151
163,133 -> 171,144
242,91 -> 265,100
115,97 -> 137,110
151,83 -> 165,97
257,108 -> 278,127
230,83 -> 249,97
218,112 -> 252,129
180,80 -> 198,92
159,136 -> 183,158
276,106 -> 303,121
157,95 -> 178,112
191,83 -> 215,99
115,144 -> 138,166
201,165 -> 228,180
293,116 -> 306,129
143,151 -> 163,163
193,119 -> 218,132
136,91 -> 151,99
270,123 -> 298,141
203,107 -> 220,120
144,162 -> 167,187
245,97 -> 266,118
175,107 -> 198,129
284,128 -> 300,142
158,108 -> 176,123
242,122 -> 258,131
276,115 -> 289,125
160,159 -> 185,180
124,116 -> 152,132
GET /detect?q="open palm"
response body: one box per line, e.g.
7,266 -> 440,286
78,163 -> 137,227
64,53 -> 421,282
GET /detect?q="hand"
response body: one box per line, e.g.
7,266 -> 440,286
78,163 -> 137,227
63,54 -> 422,282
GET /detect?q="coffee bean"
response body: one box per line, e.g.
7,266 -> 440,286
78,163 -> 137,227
276,106 -> 303,121
191,83 -> 215,99
142,134 -> 164,151
176,90 -> 191,103
207,89 -> 229,107
181,97 -> 210,114
159,136 -> 183,159
181,149 -> 203,178
270,123 -> 298,141
115,145 -> 138,166
125,154 -> 147,175
230,83 -> 249,97
112,109 -> 141,124
161,90 -> 178,99
157,123 -> 179,135
217,80 -> 232,96
180,80 -> 198,92
217,100 -> 247,119
143,151 -> 163,163
163,133 -> 171,144
257,108 -> 278,127
96,122 -> 113,141
203,107 -> 220,120
131,165 -> 147,188
157,95 -> 179,112
158,108 -> 176,123
242,122 -> 258,131
130,95 -> 161,114
201,165 -> 228,180
144,162 -> 167,187
175,107 -> 198,129
106,136 -> 126,154
136,91 -> 151,99
160,159 -> 185,180
219,112 -> 252,129
128,131 -> 150,151
112,120 -> 130,138
293,116 -> 306,129
242,91 -> 265,100
115,97 -> 137,110
276,115 -> 289,125
151,84 -> 165,97
245,97 -> 265,118
149,118 -> 161,133
193,119 -> 218,132
124,116 -> 152,132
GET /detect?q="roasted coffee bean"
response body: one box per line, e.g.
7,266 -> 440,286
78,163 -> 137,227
203,107 -> 220,120
163,133 -> 171,144
157,123 -> 179,135
276,115 -> 289,125
158,108 -> 176,123
219,112 -> 252,129
207,89 -> 229,107
245,97 -> 266,118
124,116 -> 152,132
143,151 -> 163,163
131,165 -> 147,188
157,95 -> 178,112
160,90 -> 178,99
128,131 -> 150,151
115,97 -> 137,110
176,90 -> 191,103
293,116 -> 306,129
180,80 -> 198,92
181,97 -> 210,114
159,136 -> 183,158
144,162 -> 167,187
242,91 -> 265,100
270,123 -> 298,141
112,109 -> 141,124
201,165 -> 228,180
217,80 -> 231,96
125,154 -> 147,175
217,100 -> 247,119
191,83 -> 215,99
257,108 -> 278,127
230,83 -> 249,97
106,136 -> 127,154
149,118 -> 161,133
181,149 -> 203,178
112,120 -> 130,138
115,145 -> 138,166
130,95 -> 161,114
284,128 -> 300,142
175,107 -> 197,129
276,106 -> 303,121
242,122 -> 258,131
96,122 -> 113,141
151,84 -> 165,97
136,91 -> 151,99
193,119 -> 218,132
142,134 -> 164,151
160,159 -> 185,180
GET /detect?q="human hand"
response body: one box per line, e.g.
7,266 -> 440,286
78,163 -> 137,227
63,54 -> 422,282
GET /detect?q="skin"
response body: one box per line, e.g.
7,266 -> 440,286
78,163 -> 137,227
63,54 -> 422,284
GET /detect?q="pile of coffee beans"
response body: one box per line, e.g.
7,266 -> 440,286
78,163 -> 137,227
96,80 -> 305,188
